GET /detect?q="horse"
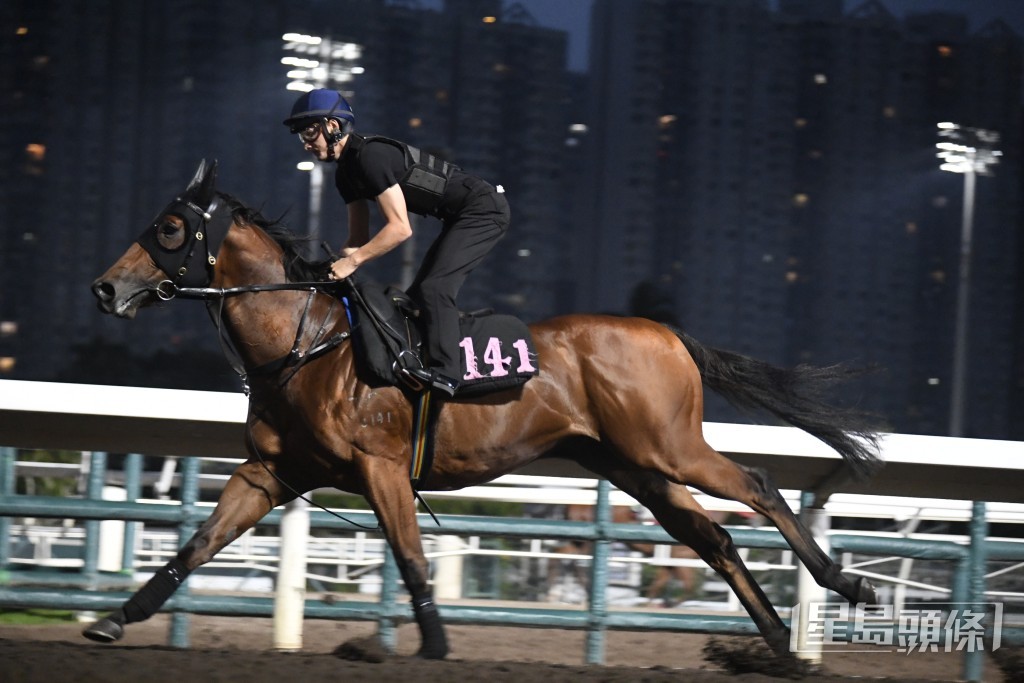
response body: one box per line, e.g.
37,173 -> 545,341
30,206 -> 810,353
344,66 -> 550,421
86,160 -> 882,660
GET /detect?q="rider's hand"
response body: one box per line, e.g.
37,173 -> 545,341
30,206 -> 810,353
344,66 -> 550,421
329,256 -> 358,281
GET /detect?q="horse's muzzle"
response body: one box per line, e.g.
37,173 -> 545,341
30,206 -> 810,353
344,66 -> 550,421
91,279 -> 118,314
91,278 -> 147,318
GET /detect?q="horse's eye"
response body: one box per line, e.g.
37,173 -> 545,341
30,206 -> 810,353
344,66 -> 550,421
156,219 -> 186,250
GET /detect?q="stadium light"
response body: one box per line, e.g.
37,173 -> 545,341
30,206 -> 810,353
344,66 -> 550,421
935,123 -> 1001,437
281,33 -> 363,246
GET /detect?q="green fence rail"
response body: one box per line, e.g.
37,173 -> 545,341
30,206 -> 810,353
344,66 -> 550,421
0,447 -> 1020,679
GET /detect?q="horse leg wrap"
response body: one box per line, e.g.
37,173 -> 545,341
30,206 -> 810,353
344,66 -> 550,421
412,595 -> 448,660
122,557 -> 192,624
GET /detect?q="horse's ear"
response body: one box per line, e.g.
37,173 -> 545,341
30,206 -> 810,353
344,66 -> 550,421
196,159 -> 218,206
185,159 -> 217,205
185,159 -> 208,193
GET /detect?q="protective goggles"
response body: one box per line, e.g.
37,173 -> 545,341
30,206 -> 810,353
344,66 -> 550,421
293,121 -> 322,143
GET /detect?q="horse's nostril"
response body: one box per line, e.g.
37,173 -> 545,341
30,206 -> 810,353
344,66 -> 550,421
92,281 -> 115,302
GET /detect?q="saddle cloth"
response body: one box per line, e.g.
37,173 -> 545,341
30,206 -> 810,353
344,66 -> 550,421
341,276 -> 539,398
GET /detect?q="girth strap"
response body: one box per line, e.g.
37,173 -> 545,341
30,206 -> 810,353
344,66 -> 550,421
195,285 -> 350,394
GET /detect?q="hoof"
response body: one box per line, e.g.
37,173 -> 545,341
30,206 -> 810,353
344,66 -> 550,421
852,576 -> 879,606
82,614 -> 124,643
703,635 -> 810,678
416,638 -> 449,660
333,636 -> 387,663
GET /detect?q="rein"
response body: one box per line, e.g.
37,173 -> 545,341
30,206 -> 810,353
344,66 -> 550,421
156,279 -> 350,393
155,280 -> 338,301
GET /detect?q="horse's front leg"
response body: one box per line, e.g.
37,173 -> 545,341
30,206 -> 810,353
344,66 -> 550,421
359,457 -> 448,660
83,459 -> 293,642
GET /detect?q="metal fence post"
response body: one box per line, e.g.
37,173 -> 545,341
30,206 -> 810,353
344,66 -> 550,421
585,479 -> 611,665
951,556 -> 970,606
0,447 -> 14,576
170,457 -> 200,648
120,453 -> 143,573
82,451 -> 107,589
379,544 -> 400,652
962,501 -> 988,682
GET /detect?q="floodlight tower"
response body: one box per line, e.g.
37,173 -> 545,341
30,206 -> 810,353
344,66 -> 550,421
275,36 -> 363,651
281,33 -> 363,247
935,123 -> 1001,437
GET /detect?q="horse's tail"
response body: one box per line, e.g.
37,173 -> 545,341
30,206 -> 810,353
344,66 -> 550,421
668,325 -> 882,479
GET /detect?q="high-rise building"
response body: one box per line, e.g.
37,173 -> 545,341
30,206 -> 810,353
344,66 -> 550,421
579,0 -> 1022,437
333,0 -> 571,319
1,0 -> 303,381
0,0 -> 571,384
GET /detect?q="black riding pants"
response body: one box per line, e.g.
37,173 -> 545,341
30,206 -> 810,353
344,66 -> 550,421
408,188 -> 510,378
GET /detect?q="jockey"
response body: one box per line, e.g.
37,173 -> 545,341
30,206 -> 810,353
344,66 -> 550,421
284,88 -> 510,397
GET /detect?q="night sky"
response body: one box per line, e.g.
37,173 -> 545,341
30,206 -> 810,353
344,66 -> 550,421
515,0 -> 1024,72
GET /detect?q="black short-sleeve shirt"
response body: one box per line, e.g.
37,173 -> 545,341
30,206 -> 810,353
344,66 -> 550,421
334,133 -> 486,219
334,135 -> 407,204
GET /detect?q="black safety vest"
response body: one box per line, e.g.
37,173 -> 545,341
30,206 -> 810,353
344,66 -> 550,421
345,135 -> 458,216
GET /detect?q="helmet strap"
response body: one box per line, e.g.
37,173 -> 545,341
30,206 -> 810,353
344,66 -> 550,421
322,118 -> 351,162
321,94 -> 350,161
322,116 -> 338,161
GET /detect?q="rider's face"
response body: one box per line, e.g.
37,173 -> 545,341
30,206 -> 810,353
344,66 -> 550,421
297,119 -> 344,161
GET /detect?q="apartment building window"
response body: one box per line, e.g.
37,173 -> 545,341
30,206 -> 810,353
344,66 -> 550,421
25,143 -> 45,161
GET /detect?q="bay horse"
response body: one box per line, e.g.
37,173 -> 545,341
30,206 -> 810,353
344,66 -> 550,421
86,160 -> 882,659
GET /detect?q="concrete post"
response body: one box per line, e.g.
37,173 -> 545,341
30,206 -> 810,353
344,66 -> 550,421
274,497 -> 310,650
794,492 -> 830,664
433,535 -> 464,600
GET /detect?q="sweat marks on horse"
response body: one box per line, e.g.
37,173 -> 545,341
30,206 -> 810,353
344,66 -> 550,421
86,161 -> 882,663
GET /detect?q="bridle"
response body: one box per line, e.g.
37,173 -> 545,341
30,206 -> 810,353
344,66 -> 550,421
138,192 -> 350,395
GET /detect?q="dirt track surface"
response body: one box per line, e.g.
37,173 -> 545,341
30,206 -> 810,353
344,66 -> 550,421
0,614 -> 1007,682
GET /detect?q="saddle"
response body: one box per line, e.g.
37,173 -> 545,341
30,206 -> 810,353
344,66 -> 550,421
338,275 -> 539,398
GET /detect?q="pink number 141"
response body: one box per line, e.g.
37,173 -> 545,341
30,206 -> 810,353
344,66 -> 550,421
460,337 -> 536,380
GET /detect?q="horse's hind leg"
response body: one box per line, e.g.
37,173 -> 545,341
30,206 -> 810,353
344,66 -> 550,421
676,441 -> 876,607
586,461 -> 793,656
82,460 -> 293,642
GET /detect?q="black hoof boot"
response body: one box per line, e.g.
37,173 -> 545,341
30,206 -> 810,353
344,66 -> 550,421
82,611 -> 125,643
412,597 -> 449,659
416,637 -> 449,660
852,576 -> 879,605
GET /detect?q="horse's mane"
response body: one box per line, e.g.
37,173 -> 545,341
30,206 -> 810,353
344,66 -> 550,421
218,192 -> 334,282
